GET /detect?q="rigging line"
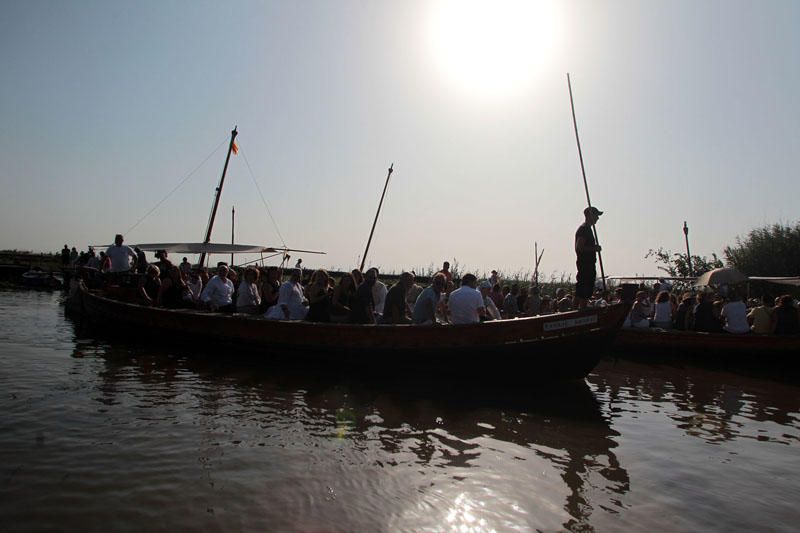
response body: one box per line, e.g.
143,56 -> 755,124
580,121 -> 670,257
239,145 -> 287,248
124,136 -> 229,236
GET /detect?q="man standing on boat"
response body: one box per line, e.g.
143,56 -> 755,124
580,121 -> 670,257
105,234 -> 137,273
574,207 -> 602,309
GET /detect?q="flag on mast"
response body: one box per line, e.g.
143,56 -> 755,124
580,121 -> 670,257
231,141 -> 239,155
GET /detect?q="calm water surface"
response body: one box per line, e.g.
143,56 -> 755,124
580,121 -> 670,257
1,290 -> 798,532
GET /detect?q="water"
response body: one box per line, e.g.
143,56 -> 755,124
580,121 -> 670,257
1,289 -> 798,532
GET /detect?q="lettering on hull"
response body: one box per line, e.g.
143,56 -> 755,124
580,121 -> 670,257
542,315 -> 598,332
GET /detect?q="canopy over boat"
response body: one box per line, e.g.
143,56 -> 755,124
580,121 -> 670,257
748,276 -> 800,287
133,242 -> 325,255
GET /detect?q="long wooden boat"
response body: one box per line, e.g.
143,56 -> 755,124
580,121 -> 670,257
614,327 -> 800,357
67,284 -> 629,382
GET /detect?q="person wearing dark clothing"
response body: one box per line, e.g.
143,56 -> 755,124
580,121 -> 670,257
61,245 -> 70,266
306,269 -> 332,322
673,294 -> 693,330
350,269 -> 377,324
382,272 -> 415,324
691,293 -> 721,332
574,206 -> 603,309
134,247 -> 148,274
772,295 -> 800,335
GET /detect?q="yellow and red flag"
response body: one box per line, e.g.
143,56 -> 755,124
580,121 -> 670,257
231,141 -> 239,155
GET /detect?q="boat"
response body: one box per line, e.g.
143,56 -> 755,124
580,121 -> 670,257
68,283 -> 629,382
66,126 -> 629,381
614,327 -> 800,356
20,267 -> 63,289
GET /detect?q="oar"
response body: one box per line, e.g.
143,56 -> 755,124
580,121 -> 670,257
567,73 -> 606,290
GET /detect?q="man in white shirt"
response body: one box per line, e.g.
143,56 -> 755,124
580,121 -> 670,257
448,274 -> 485,324
105,234 -> 137,273
368,267 -> 388,317
200,265 -> 235,312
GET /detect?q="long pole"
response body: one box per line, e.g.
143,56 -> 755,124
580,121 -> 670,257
683,221 -> 693,277
359,163 -> 394,272
567,73 -> 606,290
231,206 -> 235,267
199,126 -> 238,268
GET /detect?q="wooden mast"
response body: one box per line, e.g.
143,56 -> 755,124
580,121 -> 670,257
359,163 -> 394,272
199,126 -> 238,268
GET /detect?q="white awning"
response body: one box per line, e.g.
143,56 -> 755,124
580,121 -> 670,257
748,276 -> 800,287
134,242 -> 325,255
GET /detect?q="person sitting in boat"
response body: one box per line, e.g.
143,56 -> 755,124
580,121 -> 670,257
331,272 -> 357,323
478,280 -> 502,321
673,293 -> 694,330
490,283 -> 504,311
105,234 -> 137,273
503,284 -> 520,318
158,266 -> 190,309
436,279 -> 456,323
235,267 -> 261,315
691,292 -> 721,333
200,265 -> 235,312
85,248 -> 101,270
382,272 -> 415,324
350,268 -> 377,324
138,265 -> 161,306
526,286 -> 541,315
628,291 -> 652,328
539,295 -> 553,314
186,268 -> 203,305
652,291 -> 673,329
179,257 -> 192,277
259,266 -> 281,313
351,268 -> 364,286
555,288 -> 573,312
367,267 -> 388,320
265,268 -> 308,320
133,247 -> 148,274
720,291 -> 750,334
306,269 -> 332,322
412,273 -> 446,325
747,294 -> 773,334
771,295 -> 799,335
449,274 -> 485,325
153,250 -> 174,279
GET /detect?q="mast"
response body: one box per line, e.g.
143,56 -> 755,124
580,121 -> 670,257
359,163 -> 394,272
683,221 -> 692,277
231,206 -> 235,267
199,126 -> 238,267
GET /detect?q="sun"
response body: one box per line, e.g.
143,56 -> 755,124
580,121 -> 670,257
427,0 -> 561,99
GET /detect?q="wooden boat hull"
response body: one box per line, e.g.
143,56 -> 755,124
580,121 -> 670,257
69,286 -> 629,381
614,327 -> 800,357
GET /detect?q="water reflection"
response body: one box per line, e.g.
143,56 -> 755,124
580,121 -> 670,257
67,328 -> 630,530
590,359 -> 800,447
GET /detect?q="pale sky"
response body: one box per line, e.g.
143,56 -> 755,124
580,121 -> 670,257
1,0 -> 798,278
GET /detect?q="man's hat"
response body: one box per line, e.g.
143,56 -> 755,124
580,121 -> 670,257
584,206 -> 603,217
479,280 -> 492,289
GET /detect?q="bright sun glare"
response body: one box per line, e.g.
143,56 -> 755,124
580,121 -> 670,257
428,0 -> 560,98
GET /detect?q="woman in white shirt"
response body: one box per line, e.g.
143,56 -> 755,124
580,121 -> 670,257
652,291 -> 673,329
721,293 -> 750,334
236,267 -> 261,314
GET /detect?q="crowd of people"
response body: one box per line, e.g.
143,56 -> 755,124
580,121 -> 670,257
74,235 -> 626,326
625,283 -> 800,336
69,233 -> 799,335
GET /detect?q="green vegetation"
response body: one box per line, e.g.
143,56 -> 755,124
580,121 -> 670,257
645,248 -> 723,278
724,222 -> 800,276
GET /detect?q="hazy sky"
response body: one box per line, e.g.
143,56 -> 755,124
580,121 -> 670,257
1,0 -> 798,278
